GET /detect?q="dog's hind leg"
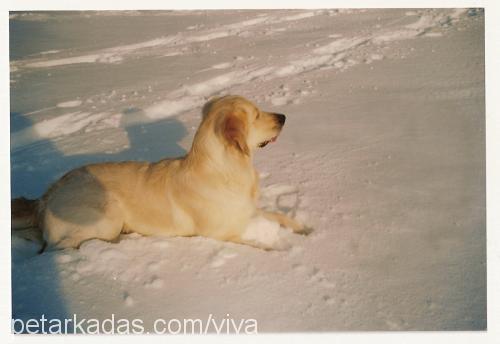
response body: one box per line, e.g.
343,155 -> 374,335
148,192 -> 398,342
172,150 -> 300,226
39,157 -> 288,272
42,200 -> 125,250
46,216 -> 124,250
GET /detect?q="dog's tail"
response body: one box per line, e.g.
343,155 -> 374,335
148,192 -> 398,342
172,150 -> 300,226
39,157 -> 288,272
11,197 -> 46,253
12,197 -> 38,230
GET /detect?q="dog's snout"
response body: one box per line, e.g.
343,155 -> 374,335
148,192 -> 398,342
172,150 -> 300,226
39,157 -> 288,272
274,113 -> 286,126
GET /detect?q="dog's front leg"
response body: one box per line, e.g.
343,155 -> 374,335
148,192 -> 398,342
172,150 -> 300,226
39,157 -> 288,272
258,210 -> 312,235
223,233 -> 278,251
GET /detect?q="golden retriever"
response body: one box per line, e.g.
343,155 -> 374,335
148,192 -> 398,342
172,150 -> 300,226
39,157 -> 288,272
11,95 -> 309,252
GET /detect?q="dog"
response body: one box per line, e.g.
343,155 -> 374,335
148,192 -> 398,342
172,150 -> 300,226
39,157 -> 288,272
11,95 -> 309,252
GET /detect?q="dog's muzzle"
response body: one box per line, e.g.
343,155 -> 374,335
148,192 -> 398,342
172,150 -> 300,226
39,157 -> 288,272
258,113 -> 286,148
274,113 -> 286,127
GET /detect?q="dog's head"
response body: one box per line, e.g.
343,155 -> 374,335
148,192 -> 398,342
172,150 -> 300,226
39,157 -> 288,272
200,95 -> 286,156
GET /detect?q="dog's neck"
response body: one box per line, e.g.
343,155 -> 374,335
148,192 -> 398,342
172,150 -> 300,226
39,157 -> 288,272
184,132 -> 255,183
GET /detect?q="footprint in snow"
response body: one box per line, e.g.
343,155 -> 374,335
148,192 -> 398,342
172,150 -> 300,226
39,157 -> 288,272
292,264 -> 336,290
260,183 -> 299,211
152,240 -> 170,249
277,193 -> 298,213
143,276 -> 164,289
99,247 -> 127,262
209,248 -> 238,268
261,183 -> 310,226
322,295 -> 336,305
147,261 -> 161,272
123,292 -> 135,306
55,253 -> 76,264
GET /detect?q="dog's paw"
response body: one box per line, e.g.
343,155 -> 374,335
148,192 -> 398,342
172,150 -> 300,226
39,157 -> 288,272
285,217 -> 312,235
289,210 -> 312,235
242,216 -> 294,251
294,225 -> 313,236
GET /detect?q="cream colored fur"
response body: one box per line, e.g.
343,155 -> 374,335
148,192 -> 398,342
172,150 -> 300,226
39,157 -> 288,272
35,95 -> 307,250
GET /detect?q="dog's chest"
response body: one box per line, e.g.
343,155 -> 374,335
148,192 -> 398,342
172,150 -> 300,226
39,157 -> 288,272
191,183 -> 256,234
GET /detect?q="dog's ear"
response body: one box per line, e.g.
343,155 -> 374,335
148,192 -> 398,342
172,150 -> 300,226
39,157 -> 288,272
223,114 -> 250,156
202,96 -> 223,119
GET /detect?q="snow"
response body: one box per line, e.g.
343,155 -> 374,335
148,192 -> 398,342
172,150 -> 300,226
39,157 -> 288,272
11,112 -> 121,149
56,100 -> 83,108
211,62 -> 232,69
26,54 -> 118,68
10,9 -> 485,332
145,98 -> 200,120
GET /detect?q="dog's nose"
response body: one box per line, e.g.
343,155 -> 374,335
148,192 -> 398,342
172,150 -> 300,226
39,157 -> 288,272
275,113 -> 286,126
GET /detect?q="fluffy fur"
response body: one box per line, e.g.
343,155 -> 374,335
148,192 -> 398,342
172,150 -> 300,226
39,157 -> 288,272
11,95 -> 308,251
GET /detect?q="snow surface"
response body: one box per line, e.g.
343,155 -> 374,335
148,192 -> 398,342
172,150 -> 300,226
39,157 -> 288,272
10,9 -> 485,332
